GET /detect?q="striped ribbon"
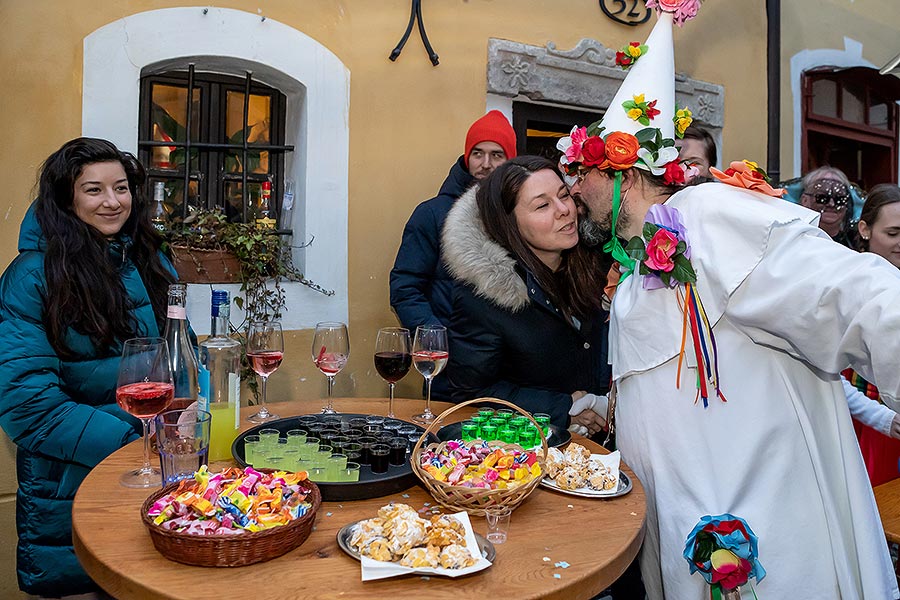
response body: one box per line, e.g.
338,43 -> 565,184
677,282 -> 726,408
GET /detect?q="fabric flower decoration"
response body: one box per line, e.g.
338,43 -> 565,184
710,160 -> 785,197
673,107 -> 693,139
615,41 -> 648,69
624,203 -> 694,290
636,145 -> 679,176
603,132 -> 641,170
623,94 -> 660,126
581,136 -> 607,167
646,0 -> 703,26
557,125 -> 588,167
663,160 -> 686,185
683,514 -> 766,592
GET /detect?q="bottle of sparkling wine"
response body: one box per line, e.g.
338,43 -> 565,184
198,290 -> 241,462
150,181 -> 170,233
163,284 -> 198,411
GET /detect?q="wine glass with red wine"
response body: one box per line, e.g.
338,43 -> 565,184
374,327 -> 411,418
116,337 -> 174,488
411,325 -> 448,425
247,320 -> 283,423
312,321 -> 350,414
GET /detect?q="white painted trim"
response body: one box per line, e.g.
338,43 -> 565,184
82,7 -> 349,333
789,37 -> 876,179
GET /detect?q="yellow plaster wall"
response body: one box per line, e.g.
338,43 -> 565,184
780,0 -> 900,179
0,1 -> 763,594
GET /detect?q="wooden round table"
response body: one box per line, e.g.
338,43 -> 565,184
73,398 -> 645,600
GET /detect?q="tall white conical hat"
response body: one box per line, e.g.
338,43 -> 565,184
597,11 -> 675,141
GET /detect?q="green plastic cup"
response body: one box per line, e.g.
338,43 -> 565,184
286,429 -> 308,449
258,428 -> 281,449
243,434 -> 261,465
461,420 -> 479,441
481,424 -> 499,441
499,427 -> 518,444
496,408 -> 515,422
341,462 -> 361,482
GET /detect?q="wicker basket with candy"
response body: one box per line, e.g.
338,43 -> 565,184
140,465 -> 321,567
411,398 -> 547,516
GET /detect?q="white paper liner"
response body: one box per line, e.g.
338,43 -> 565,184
542,451 -> 621,497
359,511 -> 492,581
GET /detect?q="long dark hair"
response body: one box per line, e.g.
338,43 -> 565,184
476,156 -> 609,321
859,183 -> 900,252
35,137 -> 174,358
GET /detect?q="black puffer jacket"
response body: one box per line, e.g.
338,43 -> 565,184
441,187 -> 611,429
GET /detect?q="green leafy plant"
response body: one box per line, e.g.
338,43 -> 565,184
165,209 -> 334,399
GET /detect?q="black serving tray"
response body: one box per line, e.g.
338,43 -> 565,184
435,422 -> 571,449
231,413 -> 437,502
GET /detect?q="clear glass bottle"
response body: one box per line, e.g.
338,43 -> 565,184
256,180 -> 276,229
198,290 -> 241,462
163,284 -> 198,411
151,181 -> 170,232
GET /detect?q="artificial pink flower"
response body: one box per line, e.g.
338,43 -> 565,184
646,0 -> 703,26
644,228 -> 679,272
565,126 -> 588,162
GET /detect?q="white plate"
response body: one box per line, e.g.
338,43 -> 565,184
540,452 -> 632,498
337,511 -> 493,580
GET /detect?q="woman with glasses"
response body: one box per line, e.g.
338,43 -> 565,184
799,166 -> 856,249
441,156 -> 612,436
843,184 -> 900,486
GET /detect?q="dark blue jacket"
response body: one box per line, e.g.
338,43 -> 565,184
390,156 -> 475,330
0,205 -> 162,596
441,188 -> 611,430
390,156 -> 474,401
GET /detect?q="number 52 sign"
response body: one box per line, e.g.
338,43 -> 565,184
599,0 -> 652,26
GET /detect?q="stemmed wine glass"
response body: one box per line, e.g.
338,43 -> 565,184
247,320 -> 283,423
312,321 -> 349,414
374,327 -> 411,418
411,325 -> 448,425
116,337 -> 174,488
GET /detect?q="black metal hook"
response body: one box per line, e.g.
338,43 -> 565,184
389,0 -> 439,66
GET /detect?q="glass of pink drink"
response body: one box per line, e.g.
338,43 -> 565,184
247,321 -> 284,423
116,337 -> 174,488
411,325 -> 448,425
312,322 -> 350,414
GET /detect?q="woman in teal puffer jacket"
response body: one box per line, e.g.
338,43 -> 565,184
0,138 -> 175,597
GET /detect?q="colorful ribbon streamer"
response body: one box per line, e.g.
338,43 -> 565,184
678,282 -> 726,407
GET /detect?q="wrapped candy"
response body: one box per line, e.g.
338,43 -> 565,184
147,466 -> 312,535
419,440 -> 542,490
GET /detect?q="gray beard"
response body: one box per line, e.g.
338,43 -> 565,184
579,216 -> 611,248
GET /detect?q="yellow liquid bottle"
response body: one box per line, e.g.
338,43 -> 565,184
198,290 -> 241,462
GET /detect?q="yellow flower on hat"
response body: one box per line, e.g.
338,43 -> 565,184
633,93 -> 646,104
673,107 -> 693,137
628,45 -> 643,58
627,108 -> 644,121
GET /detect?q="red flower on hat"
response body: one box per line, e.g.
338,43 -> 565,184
581,136 -> 607,167
662,160 -> 685,185
646,100 -> 661,120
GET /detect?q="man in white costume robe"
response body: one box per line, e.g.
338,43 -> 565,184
556,5 -> 900,598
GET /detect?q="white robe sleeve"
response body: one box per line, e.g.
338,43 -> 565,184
721,220 -> 900,411
842,375 -> 895,437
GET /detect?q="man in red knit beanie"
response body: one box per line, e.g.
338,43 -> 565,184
390,110 -> 516,399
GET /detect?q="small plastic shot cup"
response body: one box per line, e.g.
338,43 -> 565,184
308,466 -> 327,482
499,427 -> 518,444
533,413 -> 551,435
461,420 -> 479,441
388,438 -> 408,465
477,408 -> 495,420
485,506 -> 512,544
258,428 -> 281,449
326,453 -> 348,481
341,462 -> 361,482
342,442 -> 362,462
496,408 -> 515,422
243,434 -> 261,465
281,449 -> 301,471
286,429 -> 308,449
369,444 -> 390,474
365,415 -> 386,427
383,419 -> 403,432
480,424 -> 499,441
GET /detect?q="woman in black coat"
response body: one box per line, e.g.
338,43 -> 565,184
442,156 -> 611,433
